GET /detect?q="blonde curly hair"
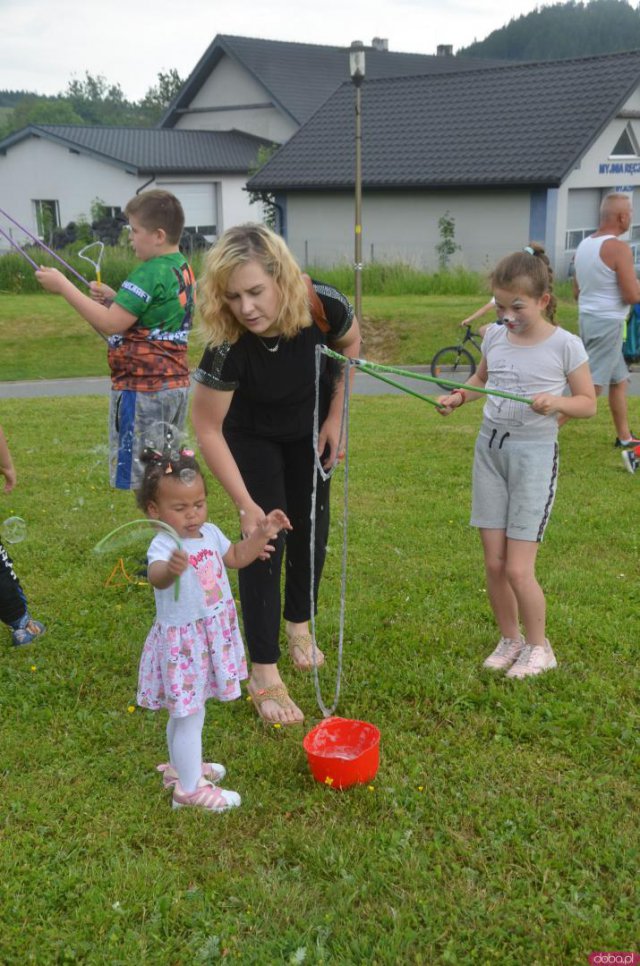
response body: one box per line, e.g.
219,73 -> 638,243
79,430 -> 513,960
197,224 -> 311,346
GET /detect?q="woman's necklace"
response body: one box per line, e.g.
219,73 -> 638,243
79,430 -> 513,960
258,334 -> 281,353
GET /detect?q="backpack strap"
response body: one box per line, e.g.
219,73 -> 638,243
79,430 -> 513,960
303,273 -> 330,334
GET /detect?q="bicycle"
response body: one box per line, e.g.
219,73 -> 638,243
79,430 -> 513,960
430,324 -> 483,390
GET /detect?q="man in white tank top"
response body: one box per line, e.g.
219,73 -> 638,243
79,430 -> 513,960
573,192 -> 640,446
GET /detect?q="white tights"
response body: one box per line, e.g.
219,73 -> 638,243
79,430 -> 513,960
166,709 -> 204,793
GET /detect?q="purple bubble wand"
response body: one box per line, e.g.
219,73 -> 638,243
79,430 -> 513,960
0,206 -> 90,288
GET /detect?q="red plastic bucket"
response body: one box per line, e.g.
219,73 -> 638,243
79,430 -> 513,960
303,716 -> 380,789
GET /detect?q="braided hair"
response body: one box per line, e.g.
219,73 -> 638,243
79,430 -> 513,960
491,243 -> 557,322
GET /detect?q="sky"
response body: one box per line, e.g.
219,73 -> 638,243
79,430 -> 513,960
0,0 -> 546,102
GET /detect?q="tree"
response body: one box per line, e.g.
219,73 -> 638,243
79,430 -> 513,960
65,72 -> 138,125
247,144 -> 281,230
435,211 -> 461,270
138,69 -> 184,123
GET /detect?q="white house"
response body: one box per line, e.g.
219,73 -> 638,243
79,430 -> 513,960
0,35 -> 498,250
248,48 -> 640,277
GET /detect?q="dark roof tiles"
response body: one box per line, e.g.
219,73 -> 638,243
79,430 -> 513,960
161,33 -> 505,128
248,49 -> 640,190
0,125 -> 270,172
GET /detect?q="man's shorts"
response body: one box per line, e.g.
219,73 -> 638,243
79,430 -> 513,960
471,431 -> 559,542
108,387 -> 190,490
579,312 -> 629,388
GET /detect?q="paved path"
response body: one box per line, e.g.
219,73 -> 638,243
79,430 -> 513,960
2,368 -> 640,399
0,368 -> 441,399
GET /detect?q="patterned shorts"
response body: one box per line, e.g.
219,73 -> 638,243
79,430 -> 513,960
108,386 -> 190,490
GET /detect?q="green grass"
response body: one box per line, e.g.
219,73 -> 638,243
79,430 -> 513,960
0,396 -> 638,963
0,292 -> 580,381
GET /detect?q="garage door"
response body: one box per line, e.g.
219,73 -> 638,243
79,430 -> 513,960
156,182 -> 218,238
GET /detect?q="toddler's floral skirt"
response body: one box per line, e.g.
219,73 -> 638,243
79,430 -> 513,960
137,607 -> 248,717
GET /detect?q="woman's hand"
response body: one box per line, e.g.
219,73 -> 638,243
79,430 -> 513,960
317,412 -> 344,469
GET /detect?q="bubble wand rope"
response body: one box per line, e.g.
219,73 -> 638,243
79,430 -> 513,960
0,206 -> 90,288
321,347 -> 533,406
308,344 -> 353,717
93,519 -> 183,601
348,364 -> 444,407
0,224 -> 39,269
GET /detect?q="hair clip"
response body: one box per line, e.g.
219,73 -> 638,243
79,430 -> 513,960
141,446 -> 163,463
523,245 -> 536,255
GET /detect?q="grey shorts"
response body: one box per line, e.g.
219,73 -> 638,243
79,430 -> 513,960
470,431 -> 559,542
579,312 -> 628,388
108,387 -> 190,490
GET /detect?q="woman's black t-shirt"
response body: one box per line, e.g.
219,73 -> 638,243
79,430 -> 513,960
193,281 -> 354,441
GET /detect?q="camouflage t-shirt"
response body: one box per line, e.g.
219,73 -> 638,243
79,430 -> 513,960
110,252 -> 196,391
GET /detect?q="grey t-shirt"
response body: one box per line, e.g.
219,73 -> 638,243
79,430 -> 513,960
480,323 -> 588,439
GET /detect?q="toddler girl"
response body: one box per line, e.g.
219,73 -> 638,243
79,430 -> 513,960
136,447 -> 290,811
438,245 -> 596,677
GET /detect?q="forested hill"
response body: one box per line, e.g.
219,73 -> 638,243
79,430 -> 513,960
458,0 -> 640,61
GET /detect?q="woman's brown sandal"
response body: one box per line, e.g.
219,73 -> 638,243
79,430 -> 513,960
286,632 -> 325,671
247,682 -> 304,724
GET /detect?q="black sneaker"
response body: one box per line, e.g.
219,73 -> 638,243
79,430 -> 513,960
614,433 -> 640,447
622,449 -> 638,474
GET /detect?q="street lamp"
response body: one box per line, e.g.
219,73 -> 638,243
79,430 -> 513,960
349,40 -> 365,323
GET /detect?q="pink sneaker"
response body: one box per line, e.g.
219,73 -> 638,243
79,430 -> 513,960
172,778 -> 241,812
482,636 -> 524,671
505,640 -> 557,679
157,762 -> 226,789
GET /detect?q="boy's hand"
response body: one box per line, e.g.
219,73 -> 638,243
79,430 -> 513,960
35,266 -> 68,294
89,280 -> 116,303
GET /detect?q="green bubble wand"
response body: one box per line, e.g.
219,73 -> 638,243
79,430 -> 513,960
321,347 -> 533,406
93,519 -> 183,600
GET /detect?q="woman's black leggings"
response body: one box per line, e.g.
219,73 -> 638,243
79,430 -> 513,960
0,538 -> 28,627
225,431 -> 331,665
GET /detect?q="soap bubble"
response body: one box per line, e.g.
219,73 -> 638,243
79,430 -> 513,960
143,421 -> 185,454
2,516 -> 27,544
179,468 -> 197,486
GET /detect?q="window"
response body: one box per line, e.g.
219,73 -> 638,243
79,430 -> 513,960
610,124 -> 639,159
33,199 -> 60,241
565,227 -> 597,250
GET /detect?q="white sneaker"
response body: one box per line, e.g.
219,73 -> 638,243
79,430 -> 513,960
482,636 -> 524,671
505,640 -> 557,679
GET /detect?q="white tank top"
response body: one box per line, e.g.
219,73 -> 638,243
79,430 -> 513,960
574,234 -> 628,319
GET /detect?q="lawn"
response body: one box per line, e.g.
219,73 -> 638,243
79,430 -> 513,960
0,291 -> 580,382
0,393 -> 637,964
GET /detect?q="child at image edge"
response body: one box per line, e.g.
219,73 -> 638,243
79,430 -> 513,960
438,245 -> 596,678
136,446 -> 290,812
36,190 -> 195,490
0,425 -> 45,646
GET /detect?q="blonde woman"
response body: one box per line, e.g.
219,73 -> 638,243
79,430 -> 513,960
192,225 -> 361,725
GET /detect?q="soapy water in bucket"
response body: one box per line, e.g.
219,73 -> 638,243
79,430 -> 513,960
303,717 -> 380,789
2,516 -> 27,544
